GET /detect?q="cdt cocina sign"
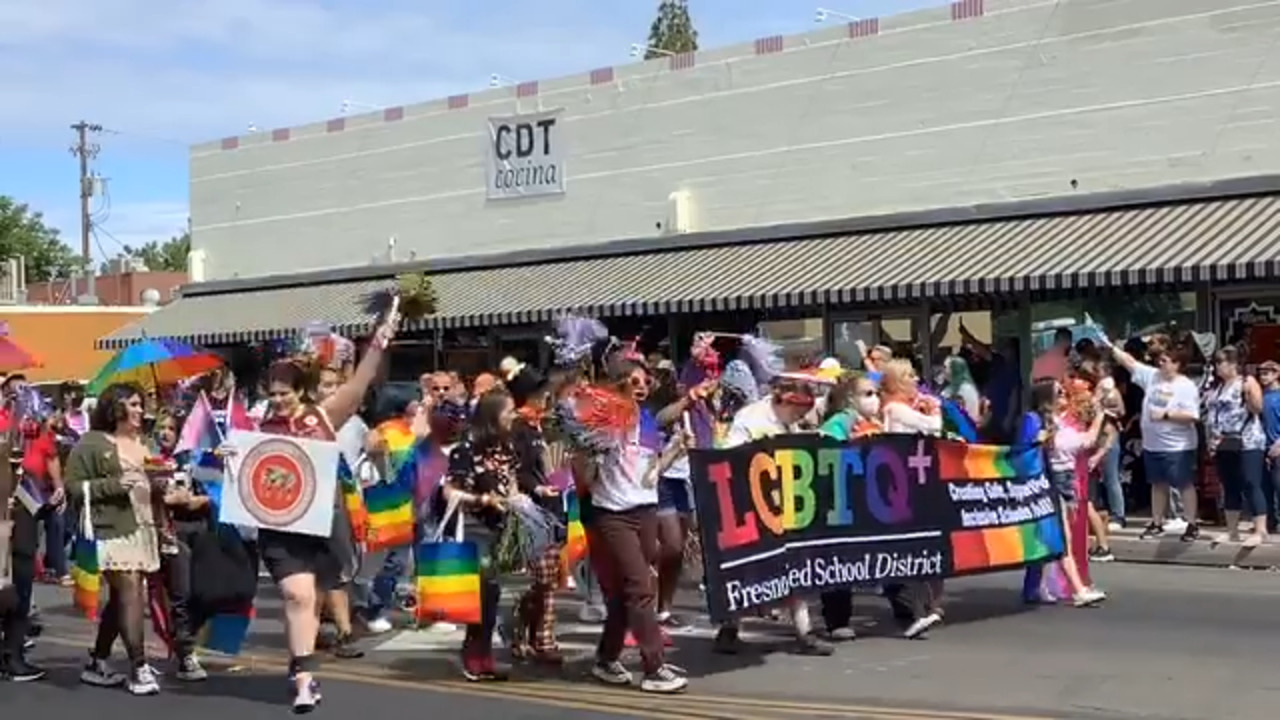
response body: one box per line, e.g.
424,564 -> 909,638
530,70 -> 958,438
485,108 -> 565,199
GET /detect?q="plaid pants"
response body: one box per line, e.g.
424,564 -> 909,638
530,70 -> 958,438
514,545 -> 562,652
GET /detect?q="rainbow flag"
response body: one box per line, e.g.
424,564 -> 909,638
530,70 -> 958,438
70,536 -> 100,621
363,419 -> 417,551
414,539 -> 481,625
559,490 -> 588,580
199,605 -> 255,656
338,456 -> 369,545
940,397 -> 979,443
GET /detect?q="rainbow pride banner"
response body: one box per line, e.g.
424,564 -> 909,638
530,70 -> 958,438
689,434 -> 1064,621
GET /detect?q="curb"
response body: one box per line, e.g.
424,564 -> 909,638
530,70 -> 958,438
1109,535 -> 1280,569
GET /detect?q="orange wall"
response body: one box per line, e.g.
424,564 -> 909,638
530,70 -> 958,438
0,310 -> 152,382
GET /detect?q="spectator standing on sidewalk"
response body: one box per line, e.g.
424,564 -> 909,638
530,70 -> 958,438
1205,347 -> 1267,546
1257,361 -> 1280,534
1104,337 -> 1202,542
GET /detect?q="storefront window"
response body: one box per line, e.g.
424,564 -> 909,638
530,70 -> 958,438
758,317 -> 824,370
831,313 -> 923,372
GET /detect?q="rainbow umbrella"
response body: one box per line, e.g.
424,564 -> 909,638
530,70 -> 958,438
88,338 -> 223,394
0,321 -> 42,373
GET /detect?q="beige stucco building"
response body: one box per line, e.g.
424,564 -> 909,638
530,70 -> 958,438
108,0 -> 1280,373
187,0 -> 1280,282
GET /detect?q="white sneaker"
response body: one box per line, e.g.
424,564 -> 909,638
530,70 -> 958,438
364,616 -> 393,634
903,612 -> 942,639
427,621 -> 457,633
639,664 -> 689,694
564,575 -> 578,591
176,655 -> 208,682
578,603 -> 607,624
1107,521 -> 1124,532
1072,588 -> 1107,607
1165,518 -> 1188,533
127,664 -> 161,696
80,658 -> 127,688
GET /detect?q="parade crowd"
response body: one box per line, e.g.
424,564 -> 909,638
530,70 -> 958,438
1,308 -> 1277,714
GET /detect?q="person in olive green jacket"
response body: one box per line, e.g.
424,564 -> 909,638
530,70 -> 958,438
66,382 -> 174,697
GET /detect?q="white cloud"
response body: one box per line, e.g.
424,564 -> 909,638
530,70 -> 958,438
0,0 -> 632,144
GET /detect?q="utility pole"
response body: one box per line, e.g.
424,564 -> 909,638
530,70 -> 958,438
69,121 -> 103,302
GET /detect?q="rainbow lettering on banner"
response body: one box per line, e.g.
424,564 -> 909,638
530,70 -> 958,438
70,536 -> 100,621
415,540 -> 482,625
363,419 -> 417,551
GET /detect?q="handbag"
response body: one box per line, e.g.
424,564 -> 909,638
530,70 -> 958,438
414,494 -> 482,625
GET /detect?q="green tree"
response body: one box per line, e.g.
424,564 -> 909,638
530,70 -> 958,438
646,0 -> 699,59
124,230 -> 190,272
0,195 -> 84,282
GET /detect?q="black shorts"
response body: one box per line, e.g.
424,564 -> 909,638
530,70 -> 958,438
259,508 -> 359,591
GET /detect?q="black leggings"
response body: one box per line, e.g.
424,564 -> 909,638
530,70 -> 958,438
93,571 -> 147,668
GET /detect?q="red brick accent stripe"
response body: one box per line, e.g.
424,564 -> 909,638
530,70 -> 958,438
516,81 -> 539,98
220,137 -> 239,151
951,0 -> 984,21
589,67 -> 615,85
383,106 -> 404,122
848,18 -> 880,38
326,118 -> 345,133
669,52 -> 696,71
753,35 -> 783,55
271,128 -> 290,142
447,94 -> 469,110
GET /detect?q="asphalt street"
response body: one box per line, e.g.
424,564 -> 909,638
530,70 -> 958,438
12,563 -> 1280,720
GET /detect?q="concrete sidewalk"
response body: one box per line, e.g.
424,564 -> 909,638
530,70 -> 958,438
1108,517 -> 1280,569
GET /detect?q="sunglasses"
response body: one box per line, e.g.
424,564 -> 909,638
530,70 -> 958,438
628,376 -> 653,388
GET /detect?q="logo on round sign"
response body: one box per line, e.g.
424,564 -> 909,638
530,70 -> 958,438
237,437 -> 317,528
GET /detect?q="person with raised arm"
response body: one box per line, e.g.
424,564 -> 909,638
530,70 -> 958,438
249,308 -> 398,713
1100,332 -> 1202,542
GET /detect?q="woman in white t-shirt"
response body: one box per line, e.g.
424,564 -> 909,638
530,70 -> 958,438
1105,340 -> 1202,542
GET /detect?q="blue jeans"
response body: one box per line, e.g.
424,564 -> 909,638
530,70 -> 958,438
41,507 -> 68,577
1100,441 -> 1125,522
352,549 -> 408,618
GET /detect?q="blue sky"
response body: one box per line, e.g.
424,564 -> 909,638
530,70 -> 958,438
0,0 -> 943,261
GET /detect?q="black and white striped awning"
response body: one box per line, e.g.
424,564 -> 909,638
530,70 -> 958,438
98,193 -> 1280,347
96,279 -> 391,350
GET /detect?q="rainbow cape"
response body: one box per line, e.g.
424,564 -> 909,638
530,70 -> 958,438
362,418 -> 418,551
69,535 -> 100,621
559,490 -> 588,581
